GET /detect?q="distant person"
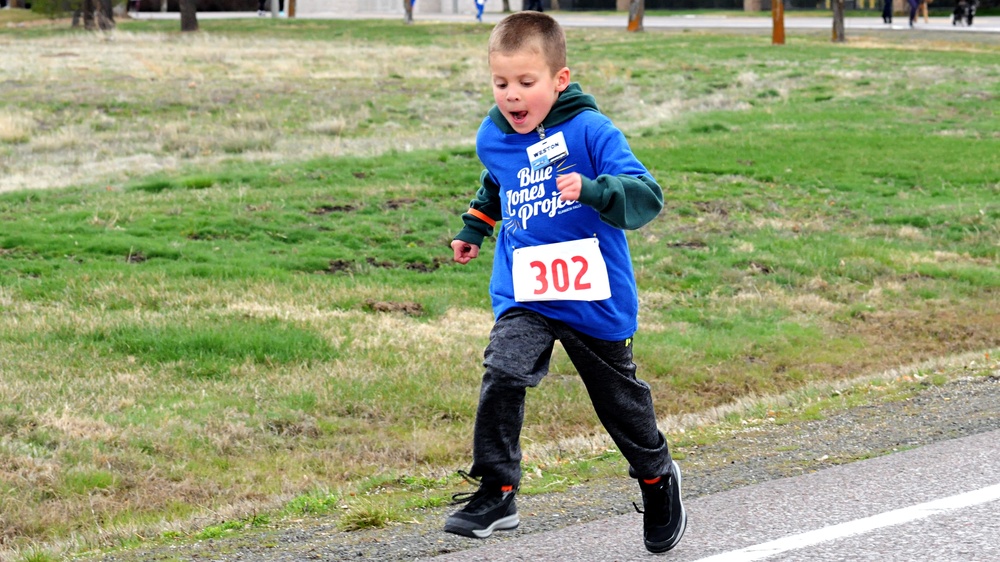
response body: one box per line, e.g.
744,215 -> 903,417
443,11 -> 686,555
525,0 -> 543,11
258,0 -> 284,16
882,0 -> 893,23
475,0 -> 486,22
918,0 -> 930,22
907,0 -> 919,26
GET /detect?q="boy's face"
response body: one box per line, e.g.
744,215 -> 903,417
489,47 -> 570,135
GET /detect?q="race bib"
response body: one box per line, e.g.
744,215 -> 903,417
512,238 -> 611,302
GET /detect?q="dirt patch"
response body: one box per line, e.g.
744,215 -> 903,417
854,306 -> 999,360
311,204 -> 357,215
363,299 -> 423,316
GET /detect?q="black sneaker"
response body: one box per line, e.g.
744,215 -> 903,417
635,460 -> 687,553
444,473 -> 519,539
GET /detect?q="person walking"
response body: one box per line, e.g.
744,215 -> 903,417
475,0 -> 486,22
907,0 -> 919,26
525,0 -> 543,11
882,0 -> 893,23
443,11 -> 686,555
918,0 -> 931,23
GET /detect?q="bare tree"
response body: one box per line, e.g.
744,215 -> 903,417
627,0 -> 644,32
78,0 -> 96,30
832,0 -> 846,42
403,0 -> 413,24
98,0 -> 115,30
502,0 -> 510,11
74,0 -> 115,30
179,0 -> 199,31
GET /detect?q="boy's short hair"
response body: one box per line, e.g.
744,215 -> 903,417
488,12 -> 567,75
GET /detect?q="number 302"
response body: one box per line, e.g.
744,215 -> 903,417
528,256 -> 591,295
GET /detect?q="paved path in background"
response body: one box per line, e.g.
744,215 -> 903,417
134,10 -> 1000,34
426,429 -> 1000,561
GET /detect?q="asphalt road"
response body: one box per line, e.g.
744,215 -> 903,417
427,428 -> 1000,561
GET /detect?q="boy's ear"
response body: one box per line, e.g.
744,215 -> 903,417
555,67 -> 571,92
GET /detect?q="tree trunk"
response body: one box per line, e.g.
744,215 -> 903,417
502,0 -> 510,11
98,0 -> 115,30
403,0 -> 413,24
627,0 -> 644,32
832,0 -> 846,42
82,0 -> 96,30
179,0 -> 199,32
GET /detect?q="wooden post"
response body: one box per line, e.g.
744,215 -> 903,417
772,0 -> 785,45
627,0 -> 644,32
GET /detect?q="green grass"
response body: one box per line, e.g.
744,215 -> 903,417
0,16 -> 998,561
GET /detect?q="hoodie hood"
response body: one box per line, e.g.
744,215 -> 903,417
487,82 -> 599,135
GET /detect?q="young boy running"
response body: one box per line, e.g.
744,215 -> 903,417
445,11 -> 686,554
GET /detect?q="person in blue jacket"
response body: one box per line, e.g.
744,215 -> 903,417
444,11 -> 686,555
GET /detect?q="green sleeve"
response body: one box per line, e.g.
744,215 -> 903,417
577,173 -> 663,230
454,170 -> 502,247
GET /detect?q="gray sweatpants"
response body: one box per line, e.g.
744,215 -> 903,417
469,308 -> 673,487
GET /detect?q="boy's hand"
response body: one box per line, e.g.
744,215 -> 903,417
556,172 -> 582,202
451,240 -> 480,264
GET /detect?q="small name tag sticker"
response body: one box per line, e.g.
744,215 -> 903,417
527,131 -> 569,171
512,238 -> 611,302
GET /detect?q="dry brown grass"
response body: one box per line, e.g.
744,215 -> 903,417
1,31 -> 487,193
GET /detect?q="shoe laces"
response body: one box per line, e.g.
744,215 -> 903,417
450,470 -> 514,508
450,470 -> 484,505
633,476 -> 672,523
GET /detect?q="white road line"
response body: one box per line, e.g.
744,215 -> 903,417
692,483 -> 1000,562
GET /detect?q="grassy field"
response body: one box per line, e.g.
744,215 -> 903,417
1,12 -> 998,562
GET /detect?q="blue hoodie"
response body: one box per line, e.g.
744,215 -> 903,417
455,83 -> 663,340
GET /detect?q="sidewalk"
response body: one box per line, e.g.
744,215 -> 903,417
133,10 -> 1000,34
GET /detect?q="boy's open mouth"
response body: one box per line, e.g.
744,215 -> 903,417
510,111 -> 528,123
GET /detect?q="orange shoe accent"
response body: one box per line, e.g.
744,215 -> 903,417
501,485 -> 514,492
643,477 -> 662,485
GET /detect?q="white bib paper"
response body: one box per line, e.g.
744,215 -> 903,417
512,238 -> 611,302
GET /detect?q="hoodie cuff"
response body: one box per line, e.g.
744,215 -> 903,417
454,226 -> 487,248
577,176 -> 602,208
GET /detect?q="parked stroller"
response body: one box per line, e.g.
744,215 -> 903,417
952,0 -> 978,26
